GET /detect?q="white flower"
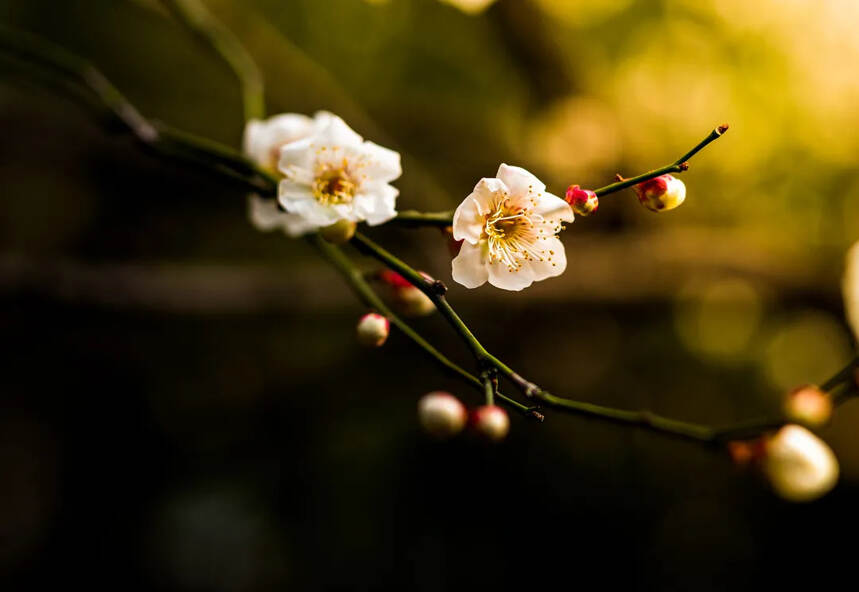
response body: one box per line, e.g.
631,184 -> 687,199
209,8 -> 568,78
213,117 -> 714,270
843,240 -> 859,341
763,424 -> 839,502
243,113 -> 317,172
450,164 -> 574,291
243,112 -> 334,237
278,115 -> 401,228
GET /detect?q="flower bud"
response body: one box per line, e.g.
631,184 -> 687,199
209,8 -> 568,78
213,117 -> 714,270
471,405 -> 510,442
763,424 -> 839,502
397,286 -> 436,316
418,392 -> 467,438
726,439 -> 766,467
784,385 -> 832,428
379,270 -> 436,316
356,313 -> 389,347
319,219 -> 357,244
564,185 -> 599,216
633,174 -> 686,212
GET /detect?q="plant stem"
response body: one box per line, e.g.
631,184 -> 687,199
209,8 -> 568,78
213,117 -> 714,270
160,0 -> 265,121
311,235 -> 542,421
392,210 -> 455,227
593,125 -> 728,197
820,357 -> 858,392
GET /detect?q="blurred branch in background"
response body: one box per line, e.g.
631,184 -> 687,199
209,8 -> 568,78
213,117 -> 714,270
0,230 -> 836,312
159,0 -> 265,121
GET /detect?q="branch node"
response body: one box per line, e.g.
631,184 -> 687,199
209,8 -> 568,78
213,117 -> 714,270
717,123 -> 729,135
678,162 -> 689,171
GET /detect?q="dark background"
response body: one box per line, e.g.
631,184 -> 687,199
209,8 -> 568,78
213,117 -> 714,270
2,0 -> 859,589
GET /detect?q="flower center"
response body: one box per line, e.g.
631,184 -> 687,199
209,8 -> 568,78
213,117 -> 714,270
312,165 -> 356,205
482,199 -> 548,271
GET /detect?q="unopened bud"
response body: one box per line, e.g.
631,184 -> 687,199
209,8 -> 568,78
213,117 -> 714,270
564,185 -> 599,216
379,270 -> 436,316
418,391 -> 467,438
397,286 -> 436,316
633,174 -> 686,212
319,219 -> 357,244
726,438 -> 766,467
784,385 -> 832,428
356,313 -> 389,347
471,405 -> 510,442
763,424 -> 839,502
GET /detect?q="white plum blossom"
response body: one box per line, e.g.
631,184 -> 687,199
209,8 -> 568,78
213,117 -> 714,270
243,112 -> 331,237
244,113 -> 318,172
278,115 -> 401,228
451,164 -> 574,291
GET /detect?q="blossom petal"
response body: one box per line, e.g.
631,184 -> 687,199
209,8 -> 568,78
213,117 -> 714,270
354,183 -> 399,226
248,194 -> 317,237
243,114 -> 315,169
360,141 -> 402,183
534,191 -> 575,224
496,163 -> 545,197
451,242 -> 489,288
525,235 -> 567,282
278,138 -> 315,180
314,114 -> 364,149
487,259 -> 536,291
452,195 -> 485,244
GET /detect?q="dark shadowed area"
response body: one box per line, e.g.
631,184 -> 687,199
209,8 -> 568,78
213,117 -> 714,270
2,0 -> 859,590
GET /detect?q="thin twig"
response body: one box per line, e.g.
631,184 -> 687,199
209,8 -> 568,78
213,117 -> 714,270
593,124 -> 729,197
311,235 -> 543,421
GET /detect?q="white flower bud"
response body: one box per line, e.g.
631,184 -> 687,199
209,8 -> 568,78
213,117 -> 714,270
319,219 -> 357,244
356,313 -> 389,347
633,174 -> 686,213
397,286 -> 436,317
471,405 -> 510,442
763,424 -> 839,502
418,392 -> 467,439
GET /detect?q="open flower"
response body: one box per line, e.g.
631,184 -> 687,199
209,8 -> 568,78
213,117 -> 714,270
243,112 -> 332,237
451,164 -> 573,291
278,115 -> 401,228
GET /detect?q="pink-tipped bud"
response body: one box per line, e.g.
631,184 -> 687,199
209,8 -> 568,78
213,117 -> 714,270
356,313 -> 389,347
319,219 -> 357,244
564,185 -> 599,216
379,270 -> 436,317
633,174 -> 686,212
418,392 -> 467,439
471,405 -> 510,442
784,385 -> 832,428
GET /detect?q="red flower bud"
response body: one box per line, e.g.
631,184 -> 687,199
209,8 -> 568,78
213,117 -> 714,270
564,185 -> 599,216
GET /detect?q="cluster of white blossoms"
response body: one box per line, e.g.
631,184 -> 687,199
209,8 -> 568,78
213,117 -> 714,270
244,111 -> 402,238
245,112 -> 580,292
